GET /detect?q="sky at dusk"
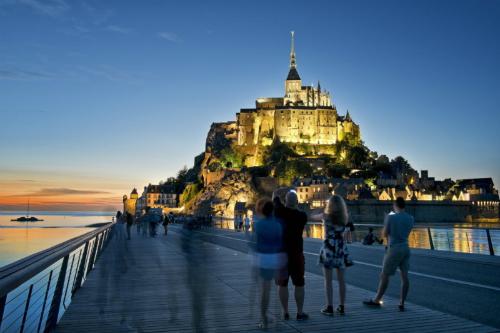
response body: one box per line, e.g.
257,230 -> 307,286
0,0 -> 499,211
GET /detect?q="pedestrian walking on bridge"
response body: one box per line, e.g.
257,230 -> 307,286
252,198 -> 286,330
125,212 -> 134,240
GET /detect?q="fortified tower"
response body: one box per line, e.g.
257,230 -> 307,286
123,188 -> 138,216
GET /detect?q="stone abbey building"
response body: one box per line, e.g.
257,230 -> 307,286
202,32 -> 362,170
236,32 -> 360,150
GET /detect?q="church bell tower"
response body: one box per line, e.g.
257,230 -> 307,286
285,31 -> 302,105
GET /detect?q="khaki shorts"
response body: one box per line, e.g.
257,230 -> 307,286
382,245 -> 410,276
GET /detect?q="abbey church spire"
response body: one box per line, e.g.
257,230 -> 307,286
290,31 -> 297,69
286,31 -> 301,81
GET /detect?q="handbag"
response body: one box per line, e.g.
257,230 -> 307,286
344,255 -> 354,267
344,252 -> 354,267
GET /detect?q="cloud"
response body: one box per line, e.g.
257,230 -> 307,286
158,31 -> 181,43
0,202 -> 120,212
72,24 -> 91,33
106,25 -> 131,34
0,68 -> 54,80
13,188 -> 110,197
0,196 -> 120,211
77,65 -> 144,84
80,1 -> 112,26
0,0 -> 69,17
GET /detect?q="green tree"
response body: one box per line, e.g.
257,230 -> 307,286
174,166 -> 189,193
208,161 -> 222,172
390,156 -> 416,180
248,166 -> 271,178
372,156 -> 392,174
334,140 -> 350,160
275,159 -> 313,185
179,182 -> 201,206
220,147 -> 244,168
343,132 -> 360,146
345,145 -> 369,169
263,141 -> 297,166
326,163 -> 349,178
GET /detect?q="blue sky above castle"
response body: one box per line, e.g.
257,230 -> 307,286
0,0 -> 499,209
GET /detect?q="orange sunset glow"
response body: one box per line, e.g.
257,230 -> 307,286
0,169 -> 129,211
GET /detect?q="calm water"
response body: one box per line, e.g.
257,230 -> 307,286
0,211 -> 113,228
0,211 -> 113,268
302,223 -> 500,256
215,218 -> 500,256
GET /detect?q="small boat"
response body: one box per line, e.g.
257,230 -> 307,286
11,216 -> 44,222
11,200 -> 44,222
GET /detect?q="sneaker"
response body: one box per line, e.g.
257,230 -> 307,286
258,317 -> 269,330
321,306 -> 334,316
398,304 -> 405,312
363,299 -> 382,307
283,313 -> 290,320
296,312 -> 309,321
336,305 -> 345,315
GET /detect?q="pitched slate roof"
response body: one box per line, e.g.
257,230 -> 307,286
286,67 -> 301,80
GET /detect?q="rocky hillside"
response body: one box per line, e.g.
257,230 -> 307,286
189,170 -> 257,217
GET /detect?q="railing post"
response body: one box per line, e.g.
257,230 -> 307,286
98,230 -> 106,253
486,229 -> 495,256
103,229 -> 110,248
44,255 -> 69,333
61,254 -> 76,309
73,242 -> 89,294
0,294 -> 7,331
37,270 -> 53,333
86,236 -> 99,275
95,234 -> 104,260
427,227 -> 435,250
465,232 -> 471,253
20,284 -> 33,333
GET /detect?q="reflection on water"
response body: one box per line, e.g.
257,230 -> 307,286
0,211 -> 113,268
0,211 -> 113,228
213,217 -> 500,256
304,224 -> 499,256
0,228 -> 93,267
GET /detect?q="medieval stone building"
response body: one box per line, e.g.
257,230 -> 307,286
236,32 -> 360,153
201,32 -> 363,170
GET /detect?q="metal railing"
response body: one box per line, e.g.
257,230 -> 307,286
335,224 -> 499,256
206,217 -> 500,256
338,224 -> 499,256
0,223 -> 114,333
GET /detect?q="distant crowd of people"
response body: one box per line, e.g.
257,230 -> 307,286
251,191 -> 414,329
114,208 -> 175,240
233,214 -> 251,232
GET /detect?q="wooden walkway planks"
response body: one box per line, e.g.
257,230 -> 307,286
55,227 -> 497,332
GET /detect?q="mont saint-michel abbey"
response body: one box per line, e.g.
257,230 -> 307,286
236,32 -> 360,149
